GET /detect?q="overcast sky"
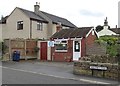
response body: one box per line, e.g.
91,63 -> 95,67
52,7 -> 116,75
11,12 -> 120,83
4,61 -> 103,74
0,0 -> 119,27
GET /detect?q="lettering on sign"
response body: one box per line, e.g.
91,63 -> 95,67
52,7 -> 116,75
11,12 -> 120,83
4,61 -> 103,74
90,66 -> 107,70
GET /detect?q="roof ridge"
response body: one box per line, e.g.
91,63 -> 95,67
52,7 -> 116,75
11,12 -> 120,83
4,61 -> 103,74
12,7 -> 76,28
17,7 -> 34,13
41,11 -> 67,20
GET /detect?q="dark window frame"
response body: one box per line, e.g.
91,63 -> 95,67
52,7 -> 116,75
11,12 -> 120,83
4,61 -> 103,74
17,21 -> 23,30
37,22 -> 43,31
74,41 -> 80,52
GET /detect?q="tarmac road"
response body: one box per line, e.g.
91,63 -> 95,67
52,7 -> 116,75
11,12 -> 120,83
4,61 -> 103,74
2,61 -> 119,85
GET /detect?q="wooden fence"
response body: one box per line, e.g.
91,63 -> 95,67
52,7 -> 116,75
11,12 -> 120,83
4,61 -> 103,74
3,39 -> 37,60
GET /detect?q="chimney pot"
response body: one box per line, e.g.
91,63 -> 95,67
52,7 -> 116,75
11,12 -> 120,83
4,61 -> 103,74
34,2 -> 40,13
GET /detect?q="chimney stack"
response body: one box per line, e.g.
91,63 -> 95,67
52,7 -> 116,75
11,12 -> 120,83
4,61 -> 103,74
34,2 -> 40,13
56,22 -> 62,32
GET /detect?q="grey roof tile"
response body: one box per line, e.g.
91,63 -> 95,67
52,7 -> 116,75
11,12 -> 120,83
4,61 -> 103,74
18,8 -> 47,22
41,11 -> 76,28
1,7 -> 77,28
51,27 -> 92,39
18,7 -> 76,27
109,28 -> 120,34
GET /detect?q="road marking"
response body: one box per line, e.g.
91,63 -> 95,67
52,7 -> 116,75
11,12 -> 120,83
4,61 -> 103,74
79,79 -> 110,84
1,66 -> 110,84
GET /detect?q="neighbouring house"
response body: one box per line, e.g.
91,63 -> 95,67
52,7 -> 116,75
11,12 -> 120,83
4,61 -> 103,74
0,17 -> 6,42
0,24 -> 2,42
1,2 -> 76,40
98,17 -> 120,36
47,27 -> 99,61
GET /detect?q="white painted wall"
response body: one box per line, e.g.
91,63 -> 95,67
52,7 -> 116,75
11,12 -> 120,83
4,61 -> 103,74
2,7 -> 73,40
98,26 -> 116,36
2,8 -> 30,39
0,24 -> 2,42
32,21 -> 48,39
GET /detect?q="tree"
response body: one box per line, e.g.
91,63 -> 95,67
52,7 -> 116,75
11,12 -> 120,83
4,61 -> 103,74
95,25 -> 103,32
96,36 -> 119,57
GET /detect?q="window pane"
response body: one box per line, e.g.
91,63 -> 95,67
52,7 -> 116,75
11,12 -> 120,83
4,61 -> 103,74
17,21 -> 23,30
74,41 -> 80,52
55,40 -> 67,51
37,22 -> 43,31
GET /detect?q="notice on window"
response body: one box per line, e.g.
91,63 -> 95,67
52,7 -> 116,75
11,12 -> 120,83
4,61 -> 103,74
48,41 -> 54,47
76,44 -> 79,50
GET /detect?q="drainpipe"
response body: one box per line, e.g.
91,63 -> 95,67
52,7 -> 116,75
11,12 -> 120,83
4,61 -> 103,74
30,20 -> 32,39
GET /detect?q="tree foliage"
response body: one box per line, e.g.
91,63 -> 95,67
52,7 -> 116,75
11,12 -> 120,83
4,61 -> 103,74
95,25 -> 103,32
96,36 -> 119,57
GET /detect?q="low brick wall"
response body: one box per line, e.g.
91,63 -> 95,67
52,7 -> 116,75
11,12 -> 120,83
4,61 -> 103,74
73,61 -> 119,80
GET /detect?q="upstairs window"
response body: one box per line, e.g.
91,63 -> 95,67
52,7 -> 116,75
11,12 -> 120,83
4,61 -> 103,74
37,22 -> 43,31
17,21 -> 23,30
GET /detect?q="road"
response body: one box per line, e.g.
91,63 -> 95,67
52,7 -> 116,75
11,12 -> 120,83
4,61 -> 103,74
2,61 -> 119,85
2,66 -> 88,84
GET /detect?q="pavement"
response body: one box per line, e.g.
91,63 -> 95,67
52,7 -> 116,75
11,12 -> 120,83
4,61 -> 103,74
2,60 -> 120,84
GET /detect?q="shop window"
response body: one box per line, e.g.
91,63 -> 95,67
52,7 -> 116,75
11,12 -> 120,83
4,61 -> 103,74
55,40 -> 67,52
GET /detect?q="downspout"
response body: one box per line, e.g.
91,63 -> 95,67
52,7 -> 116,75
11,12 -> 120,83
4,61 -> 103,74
30,20 -> 32,39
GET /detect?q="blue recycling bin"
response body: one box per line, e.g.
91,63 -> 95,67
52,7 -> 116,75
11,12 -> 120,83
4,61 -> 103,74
12,51 -> 20,61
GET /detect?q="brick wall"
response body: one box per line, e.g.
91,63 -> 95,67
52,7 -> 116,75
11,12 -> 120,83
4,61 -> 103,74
51,40 -> 73,61
86,43 -> 106,56
81,31 -> 98,57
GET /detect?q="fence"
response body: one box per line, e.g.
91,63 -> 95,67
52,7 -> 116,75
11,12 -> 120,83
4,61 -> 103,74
3,39 -> 37,60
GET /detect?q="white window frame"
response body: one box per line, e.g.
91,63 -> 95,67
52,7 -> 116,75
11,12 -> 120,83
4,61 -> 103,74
54,39 -> 68,52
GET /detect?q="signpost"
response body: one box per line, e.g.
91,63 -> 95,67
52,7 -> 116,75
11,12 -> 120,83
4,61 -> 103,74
90,66 -> 107,77
90,66 -> 107,70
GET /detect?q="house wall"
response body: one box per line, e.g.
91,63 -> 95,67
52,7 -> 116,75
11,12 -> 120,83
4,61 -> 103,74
31,20 -> 48,39
81,38 -> 86,57
52,24 -> 57,36
81,31 -> 98,57
2,24 -> 7,40
86,31 -> 97,45
51,40 -> 73,61
98,26 -> 116,36
0,24 -> 2,42
2,8 -> 30,39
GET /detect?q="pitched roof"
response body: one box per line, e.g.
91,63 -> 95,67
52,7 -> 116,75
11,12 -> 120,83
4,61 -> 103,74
41,11 -> 76,28
18,8 -> 48,23
51,27 -> 93,39
109,28 -> 120,34
1,7 -> 76,28
18,7 -> 76,27
96,26 -> 120,35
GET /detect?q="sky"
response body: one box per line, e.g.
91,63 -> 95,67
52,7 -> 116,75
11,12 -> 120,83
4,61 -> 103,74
0,0 -> 119,28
